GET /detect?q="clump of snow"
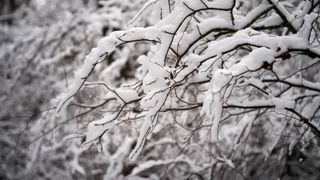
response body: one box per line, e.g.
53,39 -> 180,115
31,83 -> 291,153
115,87 -> 140,103
272,97 -> 294,113
80,114 -> 116,150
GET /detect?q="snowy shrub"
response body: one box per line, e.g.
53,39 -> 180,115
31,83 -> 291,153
2,0 -> 320,179
54,0 -> 320,179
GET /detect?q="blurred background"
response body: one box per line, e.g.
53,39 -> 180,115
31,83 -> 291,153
0,0 -> 148,179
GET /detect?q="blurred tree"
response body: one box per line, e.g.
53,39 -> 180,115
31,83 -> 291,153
0,0 -> 146,179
